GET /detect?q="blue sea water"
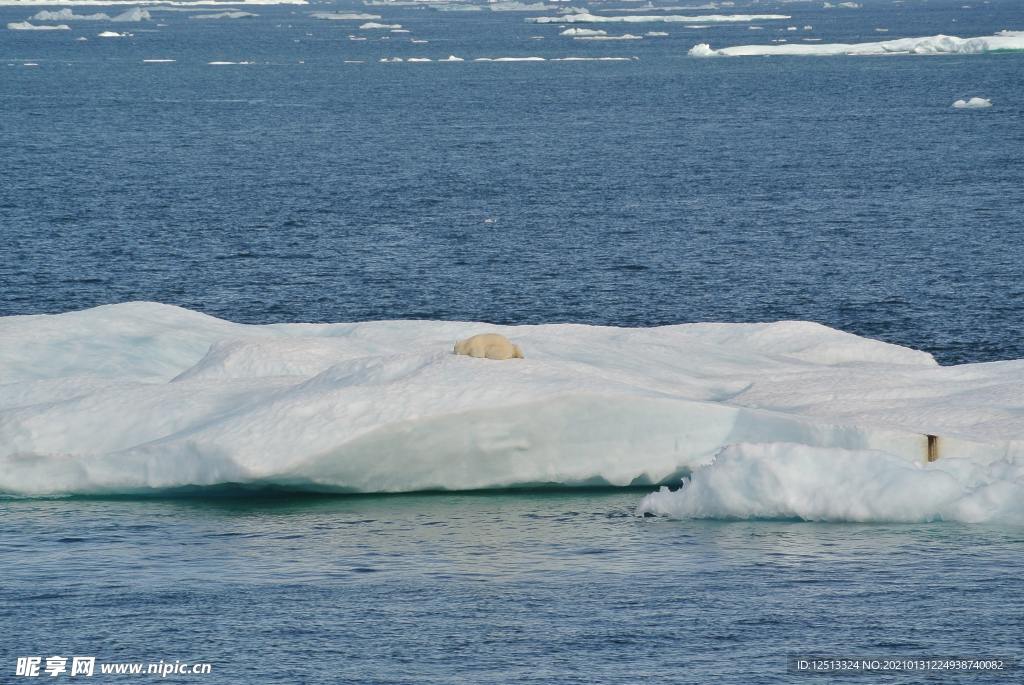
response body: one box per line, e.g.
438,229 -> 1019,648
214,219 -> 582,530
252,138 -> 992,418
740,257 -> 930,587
2,1 -> 1024,682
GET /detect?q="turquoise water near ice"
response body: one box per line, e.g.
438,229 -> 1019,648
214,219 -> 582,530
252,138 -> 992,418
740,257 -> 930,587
3,0 -> 1024,681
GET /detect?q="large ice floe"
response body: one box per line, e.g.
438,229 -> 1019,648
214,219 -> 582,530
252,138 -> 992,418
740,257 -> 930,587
1,302 -> 1023,524
7,21 -> 70,30
529,12 -> 789,24
30,8 -> 151,22
690,31 -> 1024,57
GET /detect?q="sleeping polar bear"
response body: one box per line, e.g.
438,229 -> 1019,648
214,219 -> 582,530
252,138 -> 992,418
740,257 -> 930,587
453,333 -> 524,360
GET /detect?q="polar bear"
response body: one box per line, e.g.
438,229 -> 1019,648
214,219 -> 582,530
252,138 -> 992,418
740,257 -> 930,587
453,333 -> 524,360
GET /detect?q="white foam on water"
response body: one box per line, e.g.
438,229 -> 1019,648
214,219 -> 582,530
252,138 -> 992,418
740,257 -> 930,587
690,31 -> 1024,57
2,303 -> 1022,508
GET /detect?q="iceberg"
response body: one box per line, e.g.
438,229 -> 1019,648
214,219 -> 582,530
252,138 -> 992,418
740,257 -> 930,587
32,9 -> 107,21
528,13 -> 790,24
34,8 -> 152,22
690,31 -> 1024,57
1,303 -> 1023,506
953,97 -> 992,108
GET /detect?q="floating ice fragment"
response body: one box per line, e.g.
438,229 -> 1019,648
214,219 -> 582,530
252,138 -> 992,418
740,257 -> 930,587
952,97 -> 992,108
8,21 -> 70,30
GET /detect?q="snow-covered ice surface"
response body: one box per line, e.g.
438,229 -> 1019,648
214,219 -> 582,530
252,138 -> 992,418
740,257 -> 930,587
2,303 -> 1022,523
7,20 -> 69,29
529,13 -> 790,24
690,32 -> 1024,57
953,96 -> 992,108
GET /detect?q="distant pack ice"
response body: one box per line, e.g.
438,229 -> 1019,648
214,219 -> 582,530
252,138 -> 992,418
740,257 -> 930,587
690,31 -> 1024,57
0,303 -> 1022,523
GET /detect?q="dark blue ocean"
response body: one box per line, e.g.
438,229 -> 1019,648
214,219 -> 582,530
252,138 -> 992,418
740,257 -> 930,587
2,1 -> 1023,683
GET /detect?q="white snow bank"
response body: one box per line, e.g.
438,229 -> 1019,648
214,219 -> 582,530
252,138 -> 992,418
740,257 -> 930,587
690,31 -> 1024,57
8,21 -> 69,30
638,443 -> 1024,524
2,303 -> 1023,506
953,97 -> 992,108
529,13 -> 789,24
190,11 -> 257,20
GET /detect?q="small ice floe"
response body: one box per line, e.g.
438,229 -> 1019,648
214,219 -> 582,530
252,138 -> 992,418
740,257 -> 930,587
560,27 -> 606,36
952,97 -> 992,109
7,22 -> 70,30
379,56 -> 403,62
360,22 -> 401,29
407,57 -> 431,62
553,56 -> 637,61
348,35 -> 367,41
804,25 -> 813,30
390,29 -> 410,33
98,31 -> 131,38
208,61 -> 254,65
411,39 -> 428,44
143,59 -> 176,63
787,26 -> 797,31
310,12 -> 381,21
190,12 -> 258,21
875,27 -> 889,32
474,56 -> 546,61
644,31 -> 668,37
575,33 -> 642,40
441,55 -> 464,61
23,62 -> 40,66
76,36 -> 87,41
